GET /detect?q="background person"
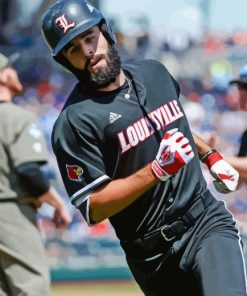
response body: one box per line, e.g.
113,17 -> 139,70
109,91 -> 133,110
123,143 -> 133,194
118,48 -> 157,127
0,52 -> 72,296
224,64 -> 247,181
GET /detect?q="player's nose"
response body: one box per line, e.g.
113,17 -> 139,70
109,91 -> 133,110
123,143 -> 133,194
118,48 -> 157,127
79,41 -> 94,58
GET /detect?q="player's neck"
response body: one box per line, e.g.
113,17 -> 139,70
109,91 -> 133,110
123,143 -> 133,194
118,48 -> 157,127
97,70 -> 125,92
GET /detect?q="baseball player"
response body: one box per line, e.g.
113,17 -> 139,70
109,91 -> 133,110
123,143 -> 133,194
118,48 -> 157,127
224,64 -> 247,181
41,1 -> 246,295
0,52 -> 71,296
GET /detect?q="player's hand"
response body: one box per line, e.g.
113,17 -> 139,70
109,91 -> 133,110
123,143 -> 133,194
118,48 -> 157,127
35,187 -> 72,228
202,150 -> 239,193
52,204 -> 72,228
151,128 -> 194,181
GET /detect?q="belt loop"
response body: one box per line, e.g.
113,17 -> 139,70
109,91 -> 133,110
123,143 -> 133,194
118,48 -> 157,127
181,197 -> 205,226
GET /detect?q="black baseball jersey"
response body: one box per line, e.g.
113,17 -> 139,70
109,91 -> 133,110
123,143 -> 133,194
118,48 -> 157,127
238,130 -> 247,157
52,59 -> 208,241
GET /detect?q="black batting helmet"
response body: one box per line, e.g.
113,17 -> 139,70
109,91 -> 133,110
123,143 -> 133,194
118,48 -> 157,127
41,0 -> 116,57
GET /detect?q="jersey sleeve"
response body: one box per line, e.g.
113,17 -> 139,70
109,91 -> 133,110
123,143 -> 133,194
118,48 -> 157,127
9,113 -> 48,167
52,112 -> 111,225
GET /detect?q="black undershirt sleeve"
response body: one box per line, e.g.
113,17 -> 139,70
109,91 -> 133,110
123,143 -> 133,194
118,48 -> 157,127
16,162 -> 50,198
238,130 -> 247,157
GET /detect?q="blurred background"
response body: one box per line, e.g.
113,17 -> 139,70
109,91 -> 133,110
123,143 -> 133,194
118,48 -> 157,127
0,0 -> 247,294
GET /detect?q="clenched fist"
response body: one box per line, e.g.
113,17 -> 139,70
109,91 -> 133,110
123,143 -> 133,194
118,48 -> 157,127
151,128 -> 194,181
202,150 -> 239,193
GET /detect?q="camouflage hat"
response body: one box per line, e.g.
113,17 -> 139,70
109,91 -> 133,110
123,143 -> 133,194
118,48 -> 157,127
0,52 -> 20,70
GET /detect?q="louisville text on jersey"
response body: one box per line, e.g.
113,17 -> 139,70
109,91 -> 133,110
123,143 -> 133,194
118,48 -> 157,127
118,100 -> 184,154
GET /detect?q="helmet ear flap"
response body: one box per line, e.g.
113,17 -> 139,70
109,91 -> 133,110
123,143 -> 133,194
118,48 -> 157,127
53,54 -> 71,71
99,19 -> 116,45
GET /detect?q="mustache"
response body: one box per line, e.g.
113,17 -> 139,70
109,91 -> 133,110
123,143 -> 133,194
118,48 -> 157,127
85,54 -> 105,70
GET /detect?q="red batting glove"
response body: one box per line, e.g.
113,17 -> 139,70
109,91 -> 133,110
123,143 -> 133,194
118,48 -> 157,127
151,128 -> 194,181
202,150 -> 239,193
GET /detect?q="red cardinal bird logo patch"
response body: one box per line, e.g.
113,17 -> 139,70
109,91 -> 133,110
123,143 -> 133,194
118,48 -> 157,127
66,165 -> 83,181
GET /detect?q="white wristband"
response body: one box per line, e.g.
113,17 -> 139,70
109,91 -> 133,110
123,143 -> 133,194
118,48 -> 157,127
151,160 -> 171,181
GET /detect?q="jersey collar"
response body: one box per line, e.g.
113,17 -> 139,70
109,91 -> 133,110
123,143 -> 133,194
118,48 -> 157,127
122,65 -> 147,107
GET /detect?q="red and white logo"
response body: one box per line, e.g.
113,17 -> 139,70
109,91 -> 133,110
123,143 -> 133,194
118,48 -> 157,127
160,146 -> 171,163
55,14 -> 76,34
158,146 -> 174,166
66,165 -> 83,181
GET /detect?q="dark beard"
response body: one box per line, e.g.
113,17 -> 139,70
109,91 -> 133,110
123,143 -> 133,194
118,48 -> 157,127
86,45 -> 121,89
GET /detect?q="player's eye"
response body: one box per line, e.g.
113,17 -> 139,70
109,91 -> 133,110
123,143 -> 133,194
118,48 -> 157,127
84,35 -> 95,44
85,36 -> 94,43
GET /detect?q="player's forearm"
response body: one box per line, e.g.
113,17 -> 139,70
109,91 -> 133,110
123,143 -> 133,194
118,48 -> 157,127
89,164 -> 159,223
35,187 -> 65,208
89,129 -> 194,223
224,156 -> 247,179
192,132 -> 212,156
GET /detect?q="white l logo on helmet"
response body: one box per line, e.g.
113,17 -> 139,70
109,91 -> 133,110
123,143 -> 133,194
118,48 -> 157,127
55,14 -> 76,34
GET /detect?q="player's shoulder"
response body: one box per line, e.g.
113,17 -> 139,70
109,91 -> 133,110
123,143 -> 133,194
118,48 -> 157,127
242,129 -> 247,138
124,58 -> 169,72
52,103 -> 88,154
123,59 -> 175,91
52,104 -> 78,144
51,109 -> 69,150
0,102 -> 24,114
52,86 -> 78,125
0,102 -> 37,122
52,108 -> 69,136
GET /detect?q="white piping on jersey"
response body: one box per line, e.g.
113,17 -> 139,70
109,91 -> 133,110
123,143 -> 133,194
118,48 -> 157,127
79,193 -> 97,227
85,194 -> 97,227
73,193 -> 97,227
70,175 -> 110,204
73,193 -> 90,208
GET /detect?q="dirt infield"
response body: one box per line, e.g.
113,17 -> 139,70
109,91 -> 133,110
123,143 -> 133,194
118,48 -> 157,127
51,280 -> 143,296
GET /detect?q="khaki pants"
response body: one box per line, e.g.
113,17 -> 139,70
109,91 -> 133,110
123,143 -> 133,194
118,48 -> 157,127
0,201 -> 50,296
